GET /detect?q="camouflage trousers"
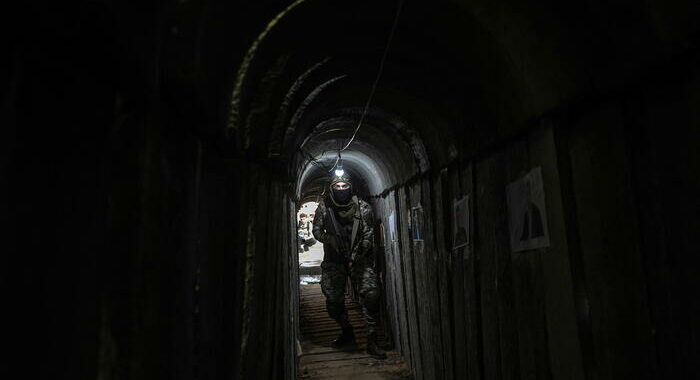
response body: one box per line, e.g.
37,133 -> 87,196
321,257 -> 380,333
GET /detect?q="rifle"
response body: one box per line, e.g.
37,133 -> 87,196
327,208 -> 351,259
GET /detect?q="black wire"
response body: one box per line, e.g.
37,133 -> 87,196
302,0 -> 405,174
338,0 -> 404,153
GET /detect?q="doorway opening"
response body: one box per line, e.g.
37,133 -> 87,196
297,201 -> 323,282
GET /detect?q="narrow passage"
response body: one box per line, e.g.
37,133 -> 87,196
297,283 -> 411,380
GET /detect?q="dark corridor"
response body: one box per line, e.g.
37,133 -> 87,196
4,1 -> 700,379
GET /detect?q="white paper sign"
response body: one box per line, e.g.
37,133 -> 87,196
410,205 -> 424,241
506,167 -> 550,252
453,195 -> 470,249
388,211 -> 396,243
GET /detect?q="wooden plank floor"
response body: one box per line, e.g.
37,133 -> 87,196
298,283 -> 412,380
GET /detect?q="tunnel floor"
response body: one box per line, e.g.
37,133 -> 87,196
297,283 -> 411,379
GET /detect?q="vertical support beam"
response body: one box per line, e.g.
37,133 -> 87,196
458,162 -> 482,380
431,172 -> 455,380
476,152 -> 521,380
397,187 -> 423,379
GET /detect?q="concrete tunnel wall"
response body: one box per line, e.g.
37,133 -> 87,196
3,1 -> 699,379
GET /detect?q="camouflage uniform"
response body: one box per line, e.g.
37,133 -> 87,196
312,197 -> 380,334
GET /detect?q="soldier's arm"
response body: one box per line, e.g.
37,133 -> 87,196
312,203 -> 332,244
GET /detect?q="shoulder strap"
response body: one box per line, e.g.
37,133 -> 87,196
350,196 -> 360,248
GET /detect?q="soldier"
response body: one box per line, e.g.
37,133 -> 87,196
312,174 -> 387,359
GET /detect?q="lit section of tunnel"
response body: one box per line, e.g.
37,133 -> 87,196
225,2 -> 477,375
233,4 -> 477,365
295,118 -> 428,203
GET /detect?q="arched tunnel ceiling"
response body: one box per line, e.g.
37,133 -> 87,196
224,0 -> 530,200
226,1 -> 495,167
211,0 -> 700,201
296,118 -> 423,200
298,150 -> 383,200
208,0 -> 700,145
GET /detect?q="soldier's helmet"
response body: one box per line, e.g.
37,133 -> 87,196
329,174 -> 353,205
330,174 -> 352,189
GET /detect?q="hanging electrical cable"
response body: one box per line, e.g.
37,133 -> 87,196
328,0 -> 405,175
300,148 -> 333,171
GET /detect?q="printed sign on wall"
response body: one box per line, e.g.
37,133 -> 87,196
453,195 -> 470,250
410,205 -> 424,241
388,211 -> 397,243
506,167 -> 550,252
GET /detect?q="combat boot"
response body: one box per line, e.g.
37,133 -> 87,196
331,326 -> 356,348
366,332 -> 387,359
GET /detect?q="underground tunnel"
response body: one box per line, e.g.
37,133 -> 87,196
4,0 -> 700,379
